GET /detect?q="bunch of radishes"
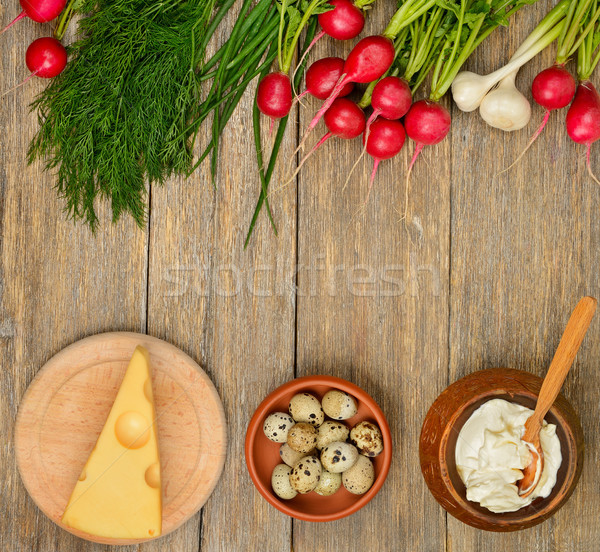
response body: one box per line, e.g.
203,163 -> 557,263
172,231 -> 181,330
1,0 -> 68,95
452,0 -> 600,180
257,0 -> 369,124
257,0 -> 418,199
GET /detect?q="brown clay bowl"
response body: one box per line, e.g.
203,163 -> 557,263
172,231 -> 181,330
245,375 -> 392,522
419,368 -> 584,531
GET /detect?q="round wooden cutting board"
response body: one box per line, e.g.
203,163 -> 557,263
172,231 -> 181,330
14,332 -> 227,545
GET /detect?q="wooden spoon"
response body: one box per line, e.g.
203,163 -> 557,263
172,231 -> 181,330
518,296 -> 597,498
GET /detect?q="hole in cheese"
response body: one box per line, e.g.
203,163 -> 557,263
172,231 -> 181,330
145,463 -> 161,489
144,378 -> 153,402
114,411 -> 150,449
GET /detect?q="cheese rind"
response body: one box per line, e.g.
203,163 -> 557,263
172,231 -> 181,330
61,346 -> 162,539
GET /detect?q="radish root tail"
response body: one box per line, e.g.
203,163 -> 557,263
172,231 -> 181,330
343,142 -> 367,191
294,74 -> 347,157
364,109 -> 380,132
347,113 -> 378,192
363,159 -> 380,206
275,133 -> 331,194
1,71 -> 36,98
292,90 -> 309,111
496,110 -> 550,177
401,143 -> 423,222
291,30 -> 325,97
586,144 -> 600,186
0,10 -> 26,34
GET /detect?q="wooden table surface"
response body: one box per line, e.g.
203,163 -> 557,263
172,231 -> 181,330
2,0 -> 600,550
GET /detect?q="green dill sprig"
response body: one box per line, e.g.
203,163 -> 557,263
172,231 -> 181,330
29,0 -> 220,229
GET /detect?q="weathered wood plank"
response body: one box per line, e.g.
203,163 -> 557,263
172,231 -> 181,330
292,3 -> 450,550
145,12 -> 299,552
0,14 -> 149,552
447,1 -> 600,549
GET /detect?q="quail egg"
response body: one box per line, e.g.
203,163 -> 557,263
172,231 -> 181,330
320,441 -> 359,473
289,393 -> 325,426
279,442 -> 313,467
314,469 -> 342,496
321,390 -> 358,420
263,412 -> 295,443
342,455 -> 375,495
287,422 -> 318,453
350,421 -> 384,457
316,420 -> 349,450
271,464 -> 298,500
290,456 -> 322,494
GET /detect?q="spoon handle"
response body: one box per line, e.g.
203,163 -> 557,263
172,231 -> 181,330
531,296 -> 597,425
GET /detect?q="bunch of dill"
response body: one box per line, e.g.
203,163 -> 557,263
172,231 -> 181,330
29,0 -> 219,229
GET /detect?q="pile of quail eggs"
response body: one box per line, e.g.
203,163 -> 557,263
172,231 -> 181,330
263,389 -> 384,500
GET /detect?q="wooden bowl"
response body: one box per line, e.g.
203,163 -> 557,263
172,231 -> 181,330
245,375 -> 392,522
419,368 -> 584,531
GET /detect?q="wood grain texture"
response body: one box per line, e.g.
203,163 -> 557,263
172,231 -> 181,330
14,333 -> 226,545
0,9 -> 149,552
145,4 -> 299,551
292,2 -> 450,549
519,295 -> 596,485
3,0 -> 600,550
447,2 -> 600,550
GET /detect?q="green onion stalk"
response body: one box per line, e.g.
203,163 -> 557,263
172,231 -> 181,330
575,0 -> 600,80
243,0 -> 332,246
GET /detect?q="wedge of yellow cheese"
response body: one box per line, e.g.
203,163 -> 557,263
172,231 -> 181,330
62,345 -> 162,539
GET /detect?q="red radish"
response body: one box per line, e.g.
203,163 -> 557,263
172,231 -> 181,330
404,100 -> 451,176
501,65 -> 576,173
288,98 -> 365,183
321,96 -> 366,139
363,118 -> 406,200
365,76 -> 412,138
533,65 -> 577,111
26,37 -> 67,78
294,0 -> 366,81
318,0 -> 365,40
1,0 -> 66,34
343,36 -> 396,84
298,57 -> 354,101
529,65 -> 576,140
298,35 -> 395,151
566,81 -> 600,184
2,36 -> 66,97
400,100 -> 449,221
257,72 -> 293,120
369,77 -> 412,122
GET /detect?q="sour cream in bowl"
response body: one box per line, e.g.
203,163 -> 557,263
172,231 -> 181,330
419,368 -> 584,532
455,398 -> 562,513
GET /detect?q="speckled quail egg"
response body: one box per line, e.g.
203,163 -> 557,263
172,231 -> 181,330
314,469 -> 342,496
320,441 -> 359,473
287,422 -> 318,453
316,420 -> 349,450
290,456 -> 322,494
263,412 -> 295,443
271,464 -> 298,500
342,455 -> 375,495
279,442 -> 313,467
350,421 -> 384,457
289,393 -> 325,426
321,390 -> 358,420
